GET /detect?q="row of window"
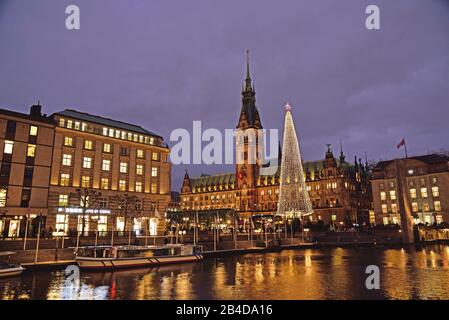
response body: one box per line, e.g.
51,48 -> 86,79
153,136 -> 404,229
55,214 -> 159,235
59,117 -> 157,146
3,141 -> 37,158
381,201 -> 442,214
63,136 -> 161,161
380,177 -> 438,190
59,173 -> 158,192
380,187 -> 439,201
61,154 -> 158,176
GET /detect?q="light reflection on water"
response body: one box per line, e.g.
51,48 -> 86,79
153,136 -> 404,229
1,245 -> 449,300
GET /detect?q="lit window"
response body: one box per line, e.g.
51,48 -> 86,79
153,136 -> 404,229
151,167 -> 158,177
103,143 -> 111,153
119,180 -> 126,191
391,203 -> 397,213
84,140 -> 93,150
3,141 -> 14,154
136,164 -> 143,175
60,173 -> 70,186
381,204 -> 388,214
102,160 -> 111,171
436,215 -> 443,224
135,181 -> 142,193
74,122 -> 80,130
97,216 -> 108,233
109,128 -> 114,137
410,188 -> 417,199
380,191 -> 386,201
59,118 -> 65,127
137,149 -> 144,158
432,177 -> 438,184
421,187 -> 428,198
58,194 -> 69,206
150,137 -> 154,145
55,214 -> 68,234
29,125 -> 38,136
133,134 -> 138,142
434,201 -> 441,211
83,157 -> 92,169
64,137 -> 73,147
388,190 -> 396,200
412,202 -> 418,212
120,162 -> 128,174
331,214 -> 337,221
66,120 -> 73,129
432,186 -> 439,197
0,188 -> 7,207
102,127 -> 108,136
121,131 -> 126,140
115,130 -> 121,139
81,176 -> 90,188
152,152 -> 159,161
62,154 -> 72,166
101,178 -> 109,190
383,217 -> 389,225
127,133 -> 132,141
423,202 -> 430,212
27,144 -> 36,158
139,135 -> 144,143
151,183 -> 158,194
407,169 -> 414,175
81,123 -> 87,131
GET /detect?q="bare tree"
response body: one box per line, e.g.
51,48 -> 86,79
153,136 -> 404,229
111,194 -> 142,245
70,188 -> 102,235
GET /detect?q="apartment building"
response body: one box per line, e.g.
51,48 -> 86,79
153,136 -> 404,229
0,105 -> 55,238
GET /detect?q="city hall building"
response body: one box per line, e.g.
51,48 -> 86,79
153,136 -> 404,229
0,104 -> 171,238
180,60 -> 372,227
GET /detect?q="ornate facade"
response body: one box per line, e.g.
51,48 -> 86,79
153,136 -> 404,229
180,59 -> 372,227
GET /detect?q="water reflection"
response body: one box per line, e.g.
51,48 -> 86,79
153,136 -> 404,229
1,245 -> 449,300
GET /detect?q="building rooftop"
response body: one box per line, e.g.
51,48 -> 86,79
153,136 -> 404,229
53,109 -> 163,139
0,106 -> 55,125
374,154 -> 449,170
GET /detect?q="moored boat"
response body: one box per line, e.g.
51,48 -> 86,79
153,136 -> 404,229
0,252 -> 25,278
75,244 -> 203,270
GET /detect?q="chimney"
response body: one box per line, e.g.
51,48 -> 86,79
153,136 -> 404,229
30,103 -> 42,117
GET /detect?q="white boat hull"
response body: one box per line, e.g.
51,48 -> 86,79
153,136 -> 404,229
76,254 -> 203,270
0,266 -> 25,278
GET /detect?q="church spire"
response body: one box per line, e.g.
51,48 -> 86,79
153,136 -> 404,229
244,50 -> 253,92
339,137 -> 346,163
237,50 -> 261,129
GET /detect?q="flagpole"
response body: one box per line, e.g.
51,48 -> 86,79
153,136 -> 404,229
404,142 -> 408,158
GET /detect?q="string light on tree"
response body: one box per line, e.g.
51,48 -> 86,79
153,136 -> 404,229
276,102 -> 313,219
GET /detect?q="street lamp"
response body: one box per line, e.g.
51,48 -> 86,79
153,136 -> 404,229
52,231 -> 65,261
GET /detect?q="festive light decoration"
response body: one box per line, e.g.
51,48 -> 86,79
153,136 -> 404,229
276,103 -> 313,219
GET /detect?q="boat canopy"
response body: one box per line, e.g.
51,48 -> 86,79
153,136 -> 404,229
0,252 -> 16,257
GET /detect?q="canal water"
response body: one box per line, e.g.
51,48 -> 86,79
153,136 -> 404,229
1,245 -> 449,300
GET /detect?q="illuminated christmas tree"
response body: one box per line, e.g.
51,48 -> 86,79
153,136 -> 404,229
276,103 -> 313,219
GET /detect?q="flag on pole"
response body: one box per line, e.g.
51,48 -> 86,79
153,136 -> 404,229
397,138 -> 406,149
397,137 -> 408,158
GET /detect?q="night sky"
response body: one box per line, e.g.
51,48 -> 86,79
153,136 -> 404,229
1,0 -> 448,190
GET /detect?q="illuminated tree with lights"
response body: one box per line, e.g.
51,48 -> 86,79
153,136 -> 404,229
276,103 -> 313,220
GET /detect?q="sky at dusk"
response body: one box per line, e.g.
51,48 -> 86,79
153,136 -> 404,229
1,0 -> 449,190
